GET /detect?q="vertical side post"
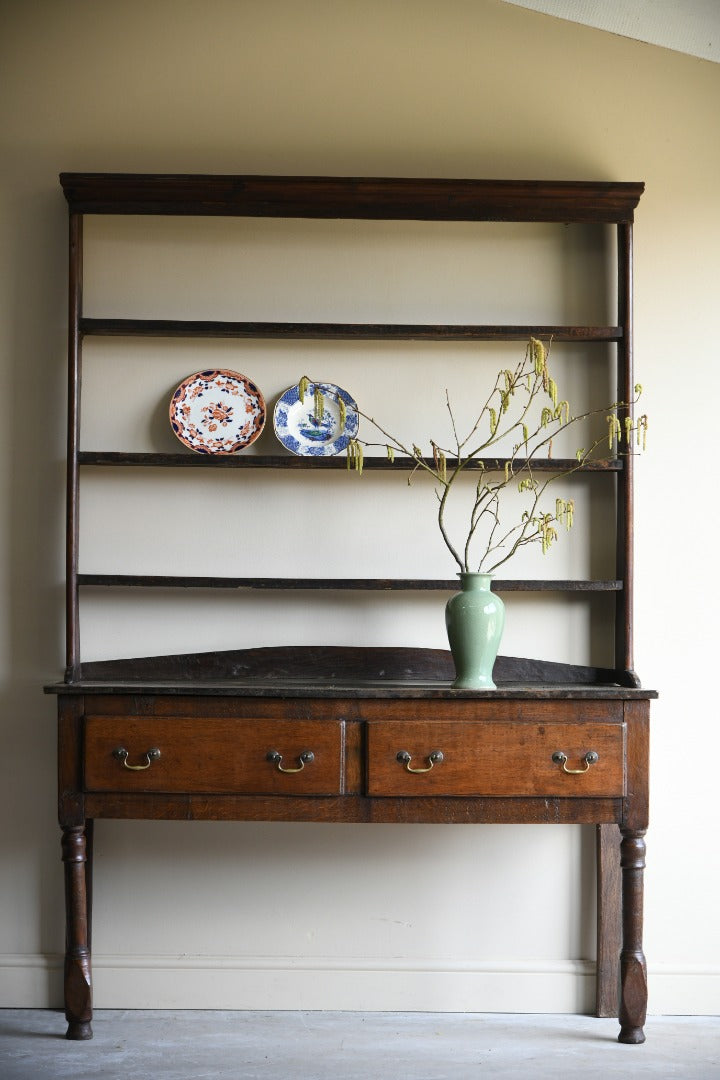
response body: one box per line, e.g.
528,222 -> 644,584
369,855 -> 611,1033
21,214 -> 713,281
597,220 -> 637,1016
615,221 -> 635,680
66,211 -> 82,681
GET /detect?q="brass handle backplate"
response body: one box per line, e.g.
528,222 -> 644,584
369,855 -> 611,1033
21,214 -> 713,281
552,750 -> 599,774
112,747 -> 161,771
396,750 -> 444,774
266,750 -> 315,774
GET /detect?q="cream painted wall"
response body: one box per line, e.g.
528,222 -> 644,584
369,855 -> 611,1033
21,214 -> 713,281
1,0 -> 718,1015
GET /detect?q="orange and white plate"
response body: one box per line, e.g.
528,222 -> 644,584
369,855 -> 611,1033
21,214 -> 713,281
169,369 -> 266,453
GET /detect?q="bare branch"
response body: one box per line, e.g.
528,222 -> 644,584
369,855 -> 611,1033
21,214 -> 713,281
301,344 -> 645,574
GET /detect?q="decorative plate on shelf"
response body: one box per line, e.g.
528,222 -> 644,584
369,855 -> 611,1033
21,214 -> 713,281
273,381 -> 359,456
169,369 -> 266,453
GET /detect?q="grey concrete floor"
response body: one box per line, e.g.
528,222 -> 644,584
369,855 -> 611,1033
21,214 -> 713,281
0,1010 -> 718,1080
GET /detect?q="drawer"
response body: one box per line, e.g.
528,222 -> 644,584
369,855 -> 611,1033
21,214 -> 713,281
84,716 -> 344,795
366,719 -> 625,797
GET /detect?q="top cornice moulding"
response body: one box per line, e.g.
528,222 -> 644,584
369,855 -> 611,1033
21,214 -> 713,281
59,174 -> 644,224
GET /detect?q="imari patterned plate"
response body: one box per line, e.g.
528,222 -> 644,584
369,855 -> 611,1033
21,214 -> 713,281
273,381 -> 359,456
169,369 -> 266,453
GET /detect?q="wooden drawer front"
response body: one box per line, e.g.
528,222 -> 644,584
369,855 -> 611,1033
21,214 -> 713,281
366,720 -> 625,797
84,716 -> 343,795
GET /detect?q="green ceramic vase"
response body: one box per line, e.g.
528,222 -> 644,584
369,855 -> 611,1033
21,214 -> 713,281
445,572 -> 505,690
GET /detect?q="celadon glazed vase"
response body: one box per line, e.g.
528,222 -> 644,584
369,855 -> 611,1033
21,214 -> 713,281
445,572 -> 505,690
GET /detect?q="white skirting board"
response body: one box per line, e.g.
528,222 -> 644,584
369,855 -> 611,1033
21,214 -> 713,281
1,955 -> 718,1015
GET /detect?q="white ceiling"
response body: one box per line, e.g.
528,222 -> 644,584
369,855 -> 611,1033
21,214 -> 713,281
502,0 -> 720,63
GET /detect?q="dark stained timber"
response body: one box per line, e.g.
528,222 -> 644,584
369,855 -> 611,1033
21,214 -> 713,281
80,318 -> 623,342
70,644 -> 621,686
60,174 -> 644,223
76,574 -> 622,592
78,452 -> 623,472
66,214 -> 82,682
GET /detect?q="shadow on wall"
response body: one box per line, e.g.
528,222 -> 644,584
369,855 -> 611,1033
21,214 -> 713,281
2,174 -> 70,964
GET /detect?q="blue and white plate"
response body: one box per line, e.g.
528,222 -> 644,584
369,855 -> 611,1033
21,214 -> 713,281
273,381 -> 359,456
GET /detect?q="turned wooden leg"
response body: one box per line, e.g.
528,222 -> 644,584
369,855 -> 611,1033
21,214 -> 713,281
61,825 -> 93,1040
618,828 -> 647,1044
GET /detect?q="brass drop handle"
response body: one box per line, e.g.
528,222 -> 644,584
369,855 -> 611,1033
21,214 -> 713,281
266,750 -> 315,774
396,750 -> 444,774
113,747 -> 161,771
552,750 -> 599,774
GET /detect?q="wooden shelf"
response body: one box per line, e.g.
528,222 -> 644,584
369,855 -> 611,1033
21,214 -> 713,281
80,318 -> 623,342
77,574 -> 622,592
78,451 -> 623,472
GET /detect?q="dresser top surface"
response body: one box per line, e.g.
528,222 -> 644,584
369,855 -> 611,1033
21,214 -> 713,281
45,677 -> 656,700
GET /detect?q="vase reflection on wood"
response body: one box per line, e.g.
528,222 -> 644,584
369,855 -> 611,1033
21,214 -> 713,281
445,573 -> 505,690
